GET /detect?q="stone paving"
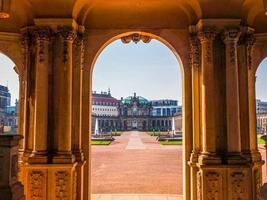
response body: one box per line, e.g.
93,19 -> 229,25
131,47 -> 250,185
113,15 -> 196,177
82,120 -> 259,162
92,131 -> 267,199
92,194 -> 183,200
92,131 -> 183,195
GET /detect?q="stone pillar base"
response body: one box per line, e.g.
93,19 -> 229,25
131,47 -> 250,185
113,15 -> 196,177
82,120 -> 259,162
23,163 -> 77,200
196,164 -> 262,200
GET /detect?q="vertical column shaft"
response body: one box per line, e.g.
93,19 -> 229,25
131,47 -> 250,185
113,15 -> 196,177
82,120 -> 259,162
189,33 -> 201,200
198,28 -> 217,156
32,28 -> 50,157
223,29 -> 242,155
59,28 -> 76,152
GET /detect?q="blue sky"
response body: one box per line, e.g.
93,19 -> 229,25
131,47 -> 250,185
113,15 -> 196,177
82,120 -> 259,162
256,58 -> 267,101
0,53 -> 19,106
0,40 -> 266,106
93,39 -> 182,104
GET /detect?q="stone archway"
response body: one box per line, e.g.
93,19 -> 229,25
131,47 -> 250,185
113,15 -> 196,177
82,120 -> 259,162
88,30 -> 192,198
13,18 -> 265,200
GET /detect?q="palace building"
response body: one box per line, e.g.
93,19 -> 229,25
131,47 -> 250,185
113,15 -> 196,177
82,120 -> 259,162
92,91 -> 181,132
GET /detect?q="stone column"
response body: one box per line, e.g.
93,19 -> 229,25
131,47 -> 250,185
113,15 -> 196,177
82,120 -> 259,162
222,28 -> 244,163
197,27 -> 220,164
189,33 -> 201,200
20,29 -> 33,159
72,31 -> 85,200
28,27 -> 51,163
53,26 -> 76,163
246,33 -> 262,162
0,134 -> 24,200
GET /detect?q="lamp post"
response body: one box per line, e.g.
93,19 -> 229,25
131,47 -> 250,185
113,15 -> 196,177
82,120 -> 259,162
263,0 -> 267,16
0,0 -> 11,18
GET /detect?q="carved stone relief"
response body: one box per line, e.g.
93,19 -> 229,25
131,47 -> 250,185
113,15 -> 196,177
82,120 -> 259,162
245,33 -> 255,70
34,27 -> 51,63
205,171 -> 220,200
57,27 -> 77,63
230,171 -> 247,200
29,171 -> 45,200
255,169 -> 262,200
197,27 -> 217,64
55,171 -> 69,200
121,33 -> 151,44
189,34 -> 200,67
222,28 -> 241,65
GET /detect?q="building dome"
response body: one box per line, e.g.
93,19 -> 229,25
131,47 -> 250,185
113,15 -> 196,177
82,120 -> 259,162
122,95 -> 149,105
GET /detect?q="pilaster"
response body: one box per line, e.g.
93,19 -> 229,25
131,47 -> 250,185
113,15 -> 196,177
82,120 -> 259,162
52,26 -> 76,164
188,32 -> 201,200
28,27 -> 51,163
190,19 -> 264,200
19,19 -> 86,200
197,27 -> 221,164
222,28 -> 245,163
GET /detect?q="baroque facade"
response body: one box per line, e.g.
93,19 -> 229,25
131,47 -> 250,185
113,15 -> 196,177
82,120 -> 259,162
0,85 -> 18,132
0,0 -> 267,199
92,91 -> 181,132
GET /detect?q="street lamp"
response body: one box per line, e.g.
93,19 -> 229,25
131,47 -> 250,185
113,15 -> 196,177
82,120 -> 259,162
0,0 -> 11,19
263,0 -> 267,16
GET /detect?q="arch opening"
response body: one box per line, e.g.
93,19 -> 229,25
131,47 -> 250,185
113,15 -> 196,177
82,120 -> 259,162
0,52 -> 19,134
90,32 -> 185,198
256,57 -> 267,184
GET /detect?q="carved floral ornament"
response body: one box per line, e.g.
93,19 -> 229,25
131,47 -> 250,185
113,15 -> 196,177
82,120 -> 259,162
222,28 -> 241,43
197,27 -> 217,43
245,33 -> 256,70
189,34 -> 200,67
222,28 -> 241,65
121,33 -> 152,44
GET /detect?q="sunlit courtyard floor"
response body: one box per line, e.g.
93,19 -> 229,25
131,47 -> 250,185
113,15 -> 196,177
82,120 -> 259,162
92,131 -> 267,197
91,194 -> 183,200
92,131 -> 183,195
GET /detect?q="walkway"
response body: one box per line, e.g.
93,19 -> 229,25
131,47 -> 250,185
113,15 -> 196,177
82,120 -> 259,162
92,194 -> 183,200
92,131 -> 183,194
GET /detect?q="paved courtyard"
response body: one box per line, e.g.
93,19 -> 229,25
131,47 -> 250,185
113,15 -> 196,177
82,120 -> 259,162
92,131 -> 267,199
92,131 -> 183,195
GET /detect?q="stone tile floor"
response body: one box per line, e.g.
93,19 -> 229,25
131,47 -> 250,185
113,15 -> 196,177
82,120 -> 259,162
92,131 -> 267,196
92,131 -> 182,194
92,194 -> 183,200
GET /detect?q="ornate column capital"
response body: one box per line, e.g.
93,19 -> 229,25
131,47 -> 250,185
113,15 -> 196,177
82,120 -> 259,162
33,27 -> 51,42
244,32 -> 256,70
222,28 -> 241,43
74,32 -> 84,47
222,28 -> 241,65
57,26 -> 77,42
189,34 -> 200,67
121,33 -> 151,44
57,26 -> 77,63
33,27 -> 52,63
197,27 -> 217,43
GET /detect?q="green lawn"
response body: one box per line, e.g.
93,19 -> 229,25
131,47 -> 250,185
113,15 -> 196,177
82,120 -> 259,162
257,135 -> 266,145
91,140 -> 111,145
160,140 -> 182,145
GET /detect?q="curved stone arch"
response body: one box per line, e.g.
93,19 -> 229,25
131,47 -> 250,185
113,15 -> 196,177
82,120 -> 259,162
84,28 -> 193,199
252,38 -> 267,74
0,33 -> 23,76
